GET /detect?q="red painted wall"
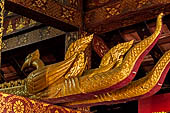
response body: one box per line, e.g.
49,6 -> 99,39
138,93 -> 170,113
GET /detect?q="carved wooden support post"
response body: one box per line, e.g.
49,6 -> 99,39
0,0 -> 5,66
0,0 -> 5,82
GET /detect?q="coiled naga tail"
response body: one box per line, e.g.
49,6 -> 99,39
40,13 -> 164,104
64,49 -> 170,108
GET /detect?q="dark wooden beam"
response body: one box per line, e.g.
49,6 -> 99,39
2,26 -> 65,52
9,57 -> 26,78
135,22 -> 163,62
84,0 -> 170,34
5,0 -> 83,32
101,30 -> 125,48
158,36 -> 170,44
164,14 -> 170,30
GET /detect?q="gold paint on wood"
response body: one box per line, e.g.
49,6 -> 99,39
100,40 -> 134,68
16,17 -> 27,30
32,0 -> 47,10
0,0 -> 5,66
65,52 -> 87,78
65,49 -> 170,107
84,40 -> 134,78
7,0 -> 82,28
0,14 -> 166,106
41,13 -> 163,99
2,26 -> 64,52
65,34 -> 93,60
6,20 -> 13,34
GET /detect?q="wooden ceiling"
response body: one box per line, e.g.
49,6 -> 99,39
4,0 -> 170,33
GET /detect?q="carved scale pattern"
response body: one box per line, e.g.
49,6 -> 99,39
51,13 -> 163,99
65,49 -> 170,107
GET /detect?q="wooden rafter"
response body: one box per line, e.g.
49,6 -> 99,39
135,22 -> 163,62
9,57 -> 26,78
5,0 -> 83,32
2,26 -> 65,52
84,0 -> 170,34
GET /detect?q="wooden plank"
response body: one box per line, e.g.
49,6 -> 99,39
3,15 -> 41,37
135,22 -> 163,62
5,0 -> 83,32
158,36 -> 170,44
84,0 -> 114,11
84,0 -> 170,34
2,26 -> 65,52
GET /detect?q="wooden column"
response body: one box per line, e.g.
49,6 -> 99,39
0,0 -> 5,82
0,0 -> 5,67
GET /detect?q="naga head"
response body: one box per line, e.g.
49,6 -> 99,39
100,40 -> 134,67
113,40 -> 134,57
65,34 -> 94,60
21,49 -> 40,71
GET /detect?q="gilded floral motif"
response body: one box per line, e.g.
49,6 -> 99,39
32,0 -> 47,10
105,4 -> 121,18
6,20 -> 13,34
61,7 -> 74,22
137,0 -> 149,8
69,0 -> 78,8
0,96 -> 12,113
2,41 -> 7,49
18,35 -> 28,45
16,17 -> 27,30
0,92 -> 84,112
13,100 -> 25,113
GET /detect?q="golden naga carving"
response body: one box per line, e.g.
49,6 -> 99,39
0,13 -> 168,107
25,34 -> 94,95
84,40 -> 134,78
65,49 -> 170,107
21,49 -> 45,70
37,13 -> 163,103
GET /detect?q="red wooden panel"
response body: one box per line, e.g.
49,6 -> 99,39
138,93 -> 170,113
